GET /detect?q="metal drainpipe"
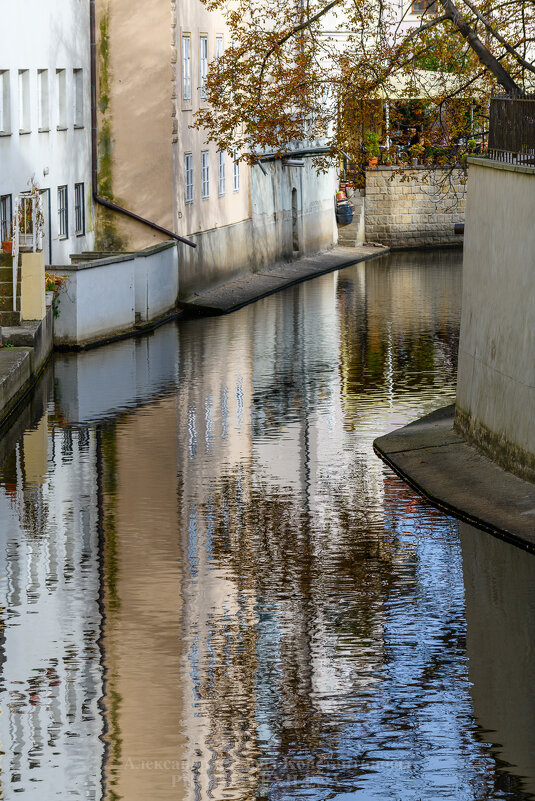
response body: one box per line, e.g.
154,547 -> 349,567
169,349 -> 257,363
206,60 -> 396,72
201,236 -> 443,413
89,0 -> 196,248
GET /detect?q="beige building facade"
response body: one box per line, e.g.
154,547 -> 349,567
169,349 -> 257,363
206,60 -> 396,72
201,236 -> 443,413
94,0 -> 337,299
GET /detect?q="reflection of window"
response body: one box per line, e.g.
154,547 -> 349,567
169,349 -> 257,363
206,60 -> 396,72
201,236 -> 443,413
201,151 -> 210,198
0,194 -> 12,241
38,69 -> 49,130
58,185 -> 68,238
218,151 -> 225,195
0,71 -> 10,133
411,0 -> 436,12
200,35 -> 208,101
184,153 -> 193,203
74,183 -> 84,235
73,68 -> 83,127
182,35 -> 191,102
18,69 -> 30,132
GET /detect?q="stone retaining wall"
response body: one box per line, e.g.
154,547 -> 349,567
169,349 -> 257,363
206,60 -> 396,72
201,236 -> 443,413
365,166 -> 466,247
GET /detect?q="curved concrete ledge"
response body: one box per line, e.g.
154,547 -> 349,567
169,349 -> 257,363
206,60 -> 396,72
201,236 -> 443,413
373,405 -> 535,553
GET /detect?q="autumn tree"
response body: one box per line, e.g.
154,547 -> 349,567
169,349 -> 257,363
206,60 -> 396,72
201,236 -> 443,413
195,0 -> 535,164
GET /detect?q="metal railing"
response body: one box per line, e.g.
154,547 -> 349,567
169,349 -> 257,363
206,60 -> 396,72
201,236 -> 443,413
488,91 -> 535,164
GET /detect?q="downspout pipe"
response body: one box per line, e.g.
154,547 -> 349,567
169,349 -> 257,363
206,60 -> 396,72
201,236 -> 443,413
89,0 -> 196,248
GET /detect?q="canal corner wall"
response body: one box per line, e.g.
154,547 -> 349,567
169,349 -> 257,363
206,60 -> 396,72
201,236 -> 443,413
374,157 -> 535,549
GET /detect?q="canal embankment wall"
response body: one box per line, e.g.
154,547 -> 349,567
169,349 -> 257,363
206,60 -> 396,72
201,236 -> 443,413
365,166 -> 467,248
455,157 -> 535,481
52,241 -> 179,348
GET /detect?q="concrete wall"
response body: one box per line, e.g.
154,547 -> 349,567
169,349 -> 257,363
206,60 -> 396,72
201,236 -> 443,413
455,158 -> 535,481
179,157 -> 337,300
53,241 -> 179,346
0,0 -> 94,264
365,166 -> 466,248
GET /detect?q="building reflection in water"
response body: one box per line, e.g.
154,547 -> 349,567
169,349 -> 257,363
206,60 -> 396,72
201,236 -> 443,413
0,252 -> 533,799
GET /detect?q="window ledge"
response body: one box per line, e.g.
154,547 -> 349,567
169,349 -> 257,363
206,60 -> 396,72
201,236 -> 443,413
38,127 -> 50,133
74,124 -> 84,130
75,232 -> 85,237
56,125 -> 68,132
19,129 -> 31,136
0,131 -> 12,137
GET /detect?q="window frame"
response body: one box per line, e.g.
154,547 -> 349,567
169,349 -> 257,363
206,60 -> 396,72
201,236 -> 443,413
74,182 -> 85,236
182,34 -> 191,103
201,151 -> 210,199
73,68 -> 84,128
218,151 -> 226,196
38,69 -> 49,131
216,36 -> 223,61
233,149 -> 240,192
0,194 -> 12,241
200,35 -> 208,102
18,69 -> 30,133
56,68 -> 67,130
57,185 -> 68,239
184,152 -> 194,204
0,70 -> 10,134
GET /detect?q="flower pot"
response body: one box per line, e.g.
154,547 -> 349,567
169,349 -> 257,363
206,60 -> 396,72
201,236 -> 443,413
46,291 -> 54,306
368,157 -> 379,167
2,240 -> 12,255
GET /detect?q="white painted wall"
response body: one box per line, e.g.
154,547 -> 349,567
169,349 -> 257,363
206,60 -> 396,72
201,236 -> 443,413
0,0 -> 94,265
53,242 -> 179,346
456,158 -> 535,478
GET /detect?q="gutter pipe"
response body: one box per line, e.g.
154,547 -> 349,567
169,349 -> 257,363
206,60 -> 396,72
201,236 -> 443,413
89,0 -> 196,248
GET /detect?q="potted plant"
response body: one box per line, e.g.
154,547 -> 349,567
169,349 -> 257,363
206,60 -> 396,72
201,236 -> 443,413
382,147 -> 395,167
1,238 -> 12,255
409,143 -> 424,165
364,130 -> 381,167
45,272 -> 68,317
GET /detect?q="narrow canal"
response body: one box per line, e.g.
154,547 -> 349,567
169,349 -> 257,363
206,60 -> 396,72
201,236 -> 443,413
0,250 -> 534,800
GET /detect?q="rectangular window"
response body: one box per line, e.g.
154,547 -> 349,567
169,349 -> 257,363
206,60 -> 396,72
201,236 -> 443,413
218,151 -> 225,195
182,35 -> 191,102
38,69 -> 49,130
411,0 -> 436,11
74,183 -> 85,235
184,152 -> 193,203
200,35 -> 208,101
18,69 -> 30,132
56,69 -> 66,129
0,195 -> 12,241
216,36 -> 223,60
0,71 -> 10,133
58,185 -> 68,238
233,149 -> 240,192
73,68 -> 83,127
201,151 -> 210,198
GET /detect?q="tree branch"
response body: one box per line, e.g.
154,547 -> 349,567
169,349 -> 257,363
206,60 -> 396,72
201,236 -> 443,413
460,0 -> 535,75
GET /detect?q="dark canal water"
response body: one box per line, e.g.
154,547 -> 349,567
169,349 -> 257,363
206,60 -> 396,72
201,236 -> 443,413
1,250 -> 534,800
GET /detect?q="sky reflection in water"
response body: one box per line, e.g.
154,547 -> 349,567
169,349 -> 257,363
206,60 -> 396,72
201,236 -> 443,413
0,251 -> 534,800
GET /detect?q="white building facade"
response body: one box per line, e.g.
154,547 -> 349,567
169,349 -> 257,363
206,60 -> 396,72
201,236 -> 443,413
0,0 -> 94,266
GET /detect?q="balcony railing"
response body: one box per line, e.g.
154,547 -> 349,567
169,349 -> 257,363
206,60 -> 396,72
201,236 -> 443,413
488,92 -> 535,165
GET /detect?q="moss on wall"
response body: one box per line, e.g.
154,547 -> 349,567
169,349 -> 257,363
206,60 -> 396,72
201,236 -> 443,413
95,4 -> 127,252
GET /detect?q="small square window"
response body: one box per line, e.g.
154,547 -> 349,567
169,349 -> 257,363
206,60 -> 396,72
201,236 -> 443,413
182,35 -> 191,102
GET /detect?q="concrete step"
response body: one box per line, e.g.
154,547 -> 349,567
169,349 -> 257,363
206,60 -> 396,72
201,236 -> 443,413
0,267 -> 21,282
0,295 -> 21,311
0,310 -> 22,326
0,281 -> 21,298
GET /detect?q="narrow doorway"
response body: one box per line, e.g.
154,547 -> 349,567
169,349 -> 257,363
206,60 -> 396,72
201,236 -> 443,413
292,188 -> 299,252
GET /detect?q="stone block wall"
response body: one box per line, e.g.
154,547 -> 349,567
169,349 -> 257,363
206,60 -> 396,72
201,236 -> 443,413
365,166 -> 466,247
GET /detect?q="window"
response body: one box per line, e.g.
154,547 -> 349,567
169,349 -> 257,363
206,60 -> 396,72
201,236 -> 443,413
0,195 -> 12,241
182,35 -> 191,102
56,69 -> 66,129
218,151 -> 226,195
216,36 -> 223,60
411,0 -> 436,12
184,152 -> 193,203
18,69 -> 30,132
201,151 -> 210,198
74,183 -> 85,235
58,185 -> 68,238
38,69 -> 49,130
200,35 -> 208,101
73,68 -> 83,127
233,149 -> 240,192
0,71 -> 10,133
